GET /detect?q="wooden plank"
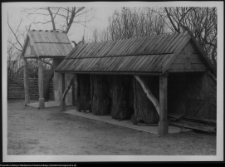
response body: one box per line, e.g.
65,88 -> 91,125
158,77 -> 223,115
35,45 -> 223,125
150,34 -> 167,54
190,57 -> 204,64
134,75 -> 160,115
169,63 -> 185,70
169,31 -> 189,53
192,64 -> 207,70
183,29 -> 216,75
161,34 -> 190,73
169,120 -> 216,132
123,37 -> 143,55
171,58 -> 186,64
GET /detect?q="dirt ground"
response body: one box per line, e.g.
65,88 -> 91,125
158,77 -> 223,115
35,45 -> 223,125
7,100 -> 216,155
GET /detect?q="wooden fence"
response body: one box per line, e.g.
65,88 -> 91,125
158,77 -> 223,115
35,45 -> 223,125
8,78 -> 54,100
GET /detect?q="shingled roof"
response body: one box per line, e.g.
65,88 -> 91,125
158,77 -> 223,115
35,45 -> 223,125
21,30 -> 73,58
56,31 -> 215,75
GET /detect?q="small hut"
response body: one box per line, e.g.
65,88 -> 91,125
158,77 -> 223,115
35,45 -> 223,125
55,31 -> 216,135
21,30 -> 73,108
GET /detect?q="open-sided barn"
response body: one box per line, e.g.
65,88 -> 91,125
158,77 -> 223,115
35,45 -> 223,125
55,31 -> 216,135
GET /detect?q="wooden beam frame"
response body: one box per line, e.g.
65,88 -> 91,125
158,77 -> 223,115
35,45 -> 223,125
134,75 -> 160,115
23,57 -> 30,105
158,73 -> 168,136
38,57 -> 45,109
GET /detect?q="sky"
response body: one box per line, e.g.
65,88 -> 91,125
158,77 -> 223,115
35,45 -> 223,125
6,6 -> 118,43
4,1 -> 223,43
5,2 -> 132,44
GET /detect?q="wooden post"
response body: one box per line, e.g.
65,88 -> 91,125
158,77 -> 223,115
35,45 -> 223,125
23,57 -> 30,105
158,73 -> 168,136
60,73 -> 66,111
38,57 -> 45,109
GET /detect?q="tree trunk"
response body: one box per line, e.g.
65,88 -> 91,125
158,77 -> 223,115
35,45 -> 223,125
91,75 -> 110,115
111,76 -> 133,120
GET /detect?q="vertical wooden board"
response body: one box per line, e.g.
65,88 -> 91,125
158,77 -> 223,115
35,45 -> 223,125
184,73 -> 210,120
167,73 -> 187,117
77,74 -> 91,111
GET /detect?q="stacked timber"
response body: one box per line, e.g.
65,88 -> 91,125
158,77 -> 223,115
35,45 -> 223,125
91,75 -> 110,115
133,76 -> 159,124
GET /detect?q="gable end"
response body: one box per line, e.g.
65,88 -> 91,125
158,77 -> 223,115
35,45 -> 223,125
169,42 -> 207,72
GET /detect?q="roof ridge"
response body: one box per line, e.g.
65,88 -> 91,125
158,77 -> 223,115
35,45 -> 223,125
80,32 -> 183,45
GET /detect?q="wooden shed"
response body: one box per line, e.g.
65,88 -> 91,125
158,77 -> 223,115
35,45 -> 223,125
21,30 -> 73,108
55,31 -> 216,135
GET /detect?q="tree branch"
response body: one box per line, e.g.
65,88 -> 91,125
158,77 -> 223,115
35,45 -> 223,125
7,13 -> 23,49
165,7 -> 179,32
47,7 -> 56,30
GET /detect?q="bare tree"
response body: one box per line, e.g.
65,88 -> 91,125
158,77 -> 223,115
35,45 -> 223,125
163,7 -> 217,67
23,7 -> 93,34
107,7 -> 166,40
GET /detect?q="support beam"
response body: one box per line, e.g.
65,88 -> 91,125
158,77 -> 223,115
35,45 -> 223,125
60,74 -> 75,112
60,73 -> 66,111
38,57 -> 45,109
134,75 -> 160,115
23,57 -> 30,105
158,73 -> 168,136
